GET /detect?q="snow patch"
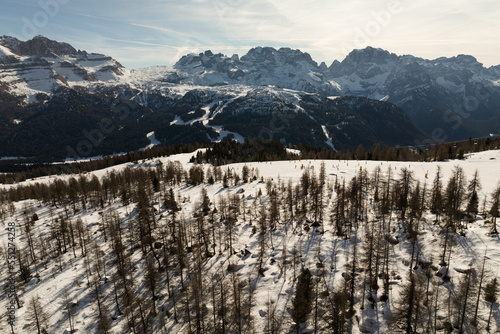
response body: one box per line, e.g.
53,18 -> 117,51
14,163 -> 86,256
145,131 -> 161,149
321,125 -> 336,151
0,44 -> 16,57
2,148 -> 500,333
170,115 -> 185,126
286,148 -> 301,156
211,125 -> 245,143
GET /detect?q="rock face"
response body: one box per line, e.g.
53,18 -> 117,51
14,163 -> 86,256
0,35 -> 127,102
171,47 -> 340,95
327,47 -> 500,141
0,35 -> 81,57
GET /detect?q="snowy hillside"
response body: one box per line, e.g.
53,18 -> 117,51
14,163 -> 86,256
1,148 -> 500,333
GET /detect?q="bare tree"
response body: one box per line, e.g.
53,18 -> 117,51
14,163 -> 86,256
63,288 -> 75,333
93,277 -> 111,334
484,277 -> 498,331
25,295 -> 50,334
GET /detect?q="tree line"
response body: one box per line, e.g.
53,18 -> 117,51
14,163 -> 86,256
2,135 -> 499,185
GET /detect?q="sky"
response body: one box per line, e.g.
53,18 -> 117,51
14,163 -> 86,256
0,0 -> 499,69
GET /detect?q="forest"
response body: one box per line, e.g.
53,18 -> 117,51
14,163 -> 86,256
1,147 -> 500,333
1,135 -> 499,184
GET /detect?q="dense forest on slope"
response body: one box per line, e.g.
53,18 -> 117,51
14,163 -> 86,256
1,136 -> 499,185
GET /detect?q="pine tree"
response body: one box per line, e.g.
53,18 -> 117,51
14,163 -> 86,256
292,267 -> 314,332
471,253 -> 487,327
397,168 -> 413,222
200,187 -> 211,215
454,269 -> 474,333
408,180 -> 422,234
489,182 -> 500,234
444,165 -> 466,226
466,170 -> 482,221
165,188 -> 179,213
390,271 -> 426,334
242,165 -> 250,183
430,166 -> 444,222
326,287 -> 349,334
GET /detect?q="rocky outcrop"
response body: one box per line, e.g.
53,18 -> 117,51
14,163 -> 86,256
327,47 -> 500,141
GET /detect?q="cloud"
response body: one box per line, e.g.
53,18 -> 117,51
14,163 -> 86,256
0,0 -> 498,67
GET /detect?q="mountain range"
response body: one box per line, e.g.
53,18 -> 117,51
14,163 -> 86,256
1,35 -> 499,161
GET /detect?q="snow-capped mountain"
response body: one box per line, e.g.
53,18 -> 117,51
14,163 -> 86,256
0,35 -> 127,102
131,46 -> 500,142
128,47 -> 341,99
0,36 -> 429,161
327,47 -> 500,140
4,36 -> 500,161
170,47 -> 340,95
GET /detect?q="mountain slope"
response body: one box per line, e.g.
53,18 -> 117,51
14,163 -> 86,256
171,47 -> 340,95
0,35 -> 128,102
328,47 -> 500,141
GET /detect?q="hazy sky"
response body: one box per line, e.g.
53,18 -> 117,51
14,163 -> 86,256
1,0 -> 499,69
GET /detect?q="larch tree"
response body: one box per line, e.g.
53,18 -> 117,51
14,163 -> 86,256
443,165 -> 466,226
25,295 -> 50,334
397,168 -> 414,222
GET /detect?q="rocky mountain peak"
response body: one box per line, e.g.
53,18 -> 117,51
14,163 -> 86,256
433,54 -> 484,73
169,46 -> 337,94
330,46 -> 398,78
174,50 -> 239,73
241,46 -> 318,68
0,35 -> 84,58
344,46 -> 396,63
0,35 -> 127,102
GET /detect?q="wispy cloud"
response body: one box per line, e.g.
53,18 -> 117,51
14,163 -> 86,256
0,0 -> 498,68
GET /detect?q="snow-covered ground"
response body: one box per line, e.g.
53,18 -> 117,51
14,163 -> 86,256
1,149 -> 500,333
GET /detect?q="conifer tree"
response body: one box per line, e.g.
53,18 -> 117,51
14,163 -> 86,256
466,169 -> 482,221
292,267 -> 313,332
444,165 -> 466,225
397,168 -> 413,222
430,166 -> 444,222
489,181 -> 500,234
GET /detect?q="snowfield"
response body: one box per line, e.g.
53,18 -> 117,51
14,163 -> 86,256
1,149 -> 500,333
